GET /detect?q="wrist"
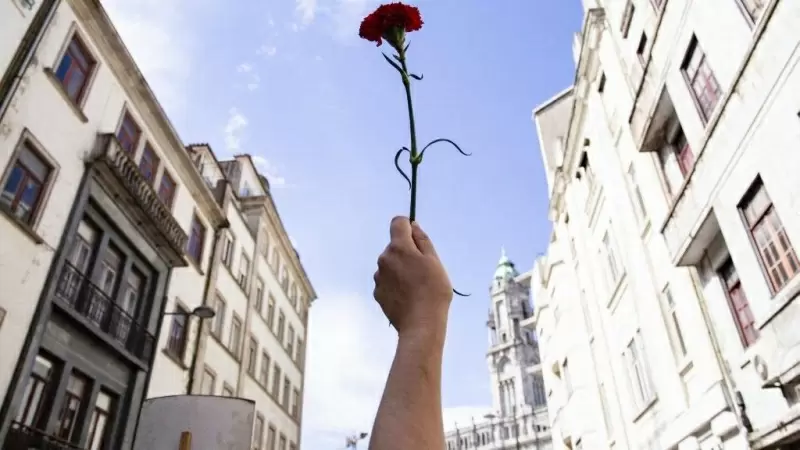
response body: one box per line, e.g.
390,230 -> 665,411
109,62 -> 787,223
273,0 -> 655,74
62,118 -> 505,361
397,312 -> 448,347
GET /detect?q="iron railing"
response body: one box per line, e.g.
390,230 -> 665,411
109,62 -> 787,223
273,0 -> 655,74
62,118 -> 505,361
54,262 -> 155,361
3,422 -> 83,450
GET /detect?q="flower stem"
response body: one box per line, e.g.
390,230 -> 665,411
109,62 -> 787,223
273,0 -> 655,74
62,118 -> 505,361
398,48 -> 419,222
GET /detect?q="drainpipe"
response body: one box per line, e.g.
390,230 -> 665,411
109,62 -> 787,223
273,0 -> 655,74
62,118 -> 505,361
0,0 -> 61,124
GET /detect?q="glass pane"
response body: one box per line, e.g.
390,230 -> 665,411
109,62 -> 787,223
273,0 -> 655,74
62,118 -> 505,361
66,69 -> 87,100
56,372 -> 88,441
18,147 -> 49,181
55,54 -> 72,81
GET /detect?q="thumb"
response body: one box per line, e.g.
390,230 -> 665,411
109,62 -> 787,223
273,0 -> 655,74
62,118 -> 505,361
411,222 -> 438,256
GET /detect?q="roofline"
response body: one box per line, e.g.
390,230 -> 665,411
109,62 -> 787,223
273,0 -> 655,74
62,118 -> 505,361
532,86 -> 575,117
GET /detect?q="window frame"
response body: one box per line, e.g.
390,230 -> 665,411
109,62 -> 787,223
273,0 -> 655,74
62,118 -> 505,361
660,285 -> 688,361
253,413 -> 265,450
735,0 -> 767,26
718,258 -> 759,347
738,178 -> 799,294
53,31 -> 97,106
239,252 -> 250,288
260,350 -> 271,386
157,170 -> 177,209
116,110 -> 141,155
138,143 -> 161,185
0,133 -> 57,229
620,0 -> 635,38
165,302 -> 190,360
255,278 -> 265,314
187,213 -> 207,266
212,294 -> 226,338
247,335 -> 258,376
230,315 -> 243,357
201,366 -> 216,395
680,35 -> 722,124
624,332 -> 655,409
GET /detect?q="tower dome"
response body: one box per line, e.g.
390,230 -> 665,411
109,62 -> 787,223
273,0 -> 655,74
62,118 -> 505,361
494,247 -> 519,281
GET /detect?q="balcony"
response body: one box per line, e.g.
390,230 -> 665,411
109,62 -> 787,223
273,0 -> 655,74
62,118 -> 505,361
89,134 -> 188,267
3,422 -> 83,450
53,262 -> 155,362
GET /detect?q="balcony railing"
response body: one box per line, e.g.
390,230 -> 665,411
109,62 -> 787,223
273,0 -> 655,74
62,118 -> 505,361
3,422 -> 83,450
54,262 -> 155,362
90,134 -> 188,267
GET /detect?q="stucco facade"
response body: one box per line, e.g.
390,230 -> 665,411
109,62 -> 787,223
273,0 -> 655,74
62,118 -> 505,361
531,1 -> 800,449
0,0 -> 315,449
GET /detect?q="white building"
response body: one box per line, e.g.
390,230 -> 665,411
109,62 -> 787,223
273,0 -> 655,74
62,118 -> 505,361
0,1 -> 315,449
530,1 -> 800,449
443,251 -> 552,450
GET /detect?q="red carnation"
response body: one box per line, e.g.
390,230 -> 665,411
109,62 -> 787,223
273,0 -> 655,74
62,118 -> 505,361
358,2 -> 423,48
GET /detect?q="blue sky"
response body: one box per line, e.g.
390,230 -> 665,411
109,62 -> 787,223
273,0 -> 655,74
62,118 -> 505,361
106,0 -> 583,447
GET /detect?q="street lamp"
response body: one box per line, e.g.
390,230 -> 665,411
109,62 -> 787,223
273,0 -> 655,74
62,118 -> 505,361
345,432 -> 368,449
163,305 -> 217,394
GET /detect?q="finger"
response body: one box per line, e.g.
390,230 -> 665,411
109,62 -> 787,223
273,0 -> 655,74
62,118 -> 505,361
389,216 -> 415,248
411,221 -> 438,256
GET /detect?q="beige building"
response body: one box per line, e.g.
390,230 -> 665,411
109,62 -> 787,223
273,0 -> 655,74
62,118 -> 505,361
530,1 -> 800,449
0,0 -> 315,448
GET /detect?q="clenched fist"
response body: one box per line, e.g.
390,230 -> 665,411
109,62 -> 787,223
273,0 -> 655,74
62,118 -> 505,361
373,216 -> 453,337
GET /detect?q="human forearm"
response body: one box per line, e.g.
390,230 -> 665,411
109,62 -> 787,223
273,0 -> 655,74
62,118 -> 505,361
368,323 -> 447,450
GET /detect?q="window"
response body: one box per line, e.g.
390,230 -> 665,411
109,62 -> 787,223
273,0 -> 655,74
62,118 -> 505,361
187,214 -> 206,264
296,338 -> 304,364
260,351 -> 270,385
602,231 -> 622,285
166,304 -> 189,359
222,384 -> 234,397
255,278 -> 265,313
636,32 -> 648,64
55,372 -> 88,441
200,367 -> 216,395
287,326 -> 295,355
292,388 -> 300,418
598,72 -> 606,93
718,259 -> 759,347
253,415 -> 264,450
682,36 -> 722,122
270,249 -> 280,272
86,390 -> 114,450
531,373 -> 547,408
116,112 -> 140,154
54,34 -> 95,103
741,178 -> 799,292
16,354 -> 55,428
620,1 -> 635,38
626,165 -> 648,223
138,144 -> 160,185
157,172 -> 176,208
661,286 -> 688,360
738,0 -> 766,24
267,426 -> 276,450
230,316 -> 242,356
247,336 -> 258,376
279,434 -> 287,450
239,253 -> 250,288
562,360 -> 573,395
221,234 -> 234,268
625,332 -> 654,408
1,142 -> 52,225
282,377 -> 290,408
261,231 -> 270,258
272,366 -> 281,397
212,295 -> 226,337
280,267 -> 290,292
277,311 -> 285,343
267,295 -> 276,328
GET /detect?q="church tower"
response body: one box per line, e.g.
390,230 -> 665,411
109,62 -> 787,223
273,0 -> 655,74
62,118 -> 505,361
486,248 -> 544,420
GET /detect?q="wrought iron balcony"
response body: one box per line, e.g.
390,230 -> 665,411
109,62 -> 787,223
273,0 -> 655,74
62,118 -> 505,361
3,422 -> 83,450
89,134 -> 188,267
53,262 -> 155,362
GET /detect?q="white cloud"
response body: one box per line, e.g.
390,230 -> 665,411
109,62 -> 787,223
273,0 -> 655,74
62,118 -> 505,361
302,293 -> 396,449
290,22 -> 300,32
236,62 -> 253,73
256,45 -> 278,57
235,62 -> 261,91
251,155 -> 286,187
103,0 -> 194,114
315,55 -> 323,61
224,108 -> 248,154
296,0 -> 318,25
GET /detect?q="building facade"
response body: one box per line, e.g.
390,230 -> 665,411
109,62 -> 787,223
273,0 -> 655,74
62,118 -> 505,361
0,1 -> 315,449
443,251 -> 552,450
530,1 -> 800,449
